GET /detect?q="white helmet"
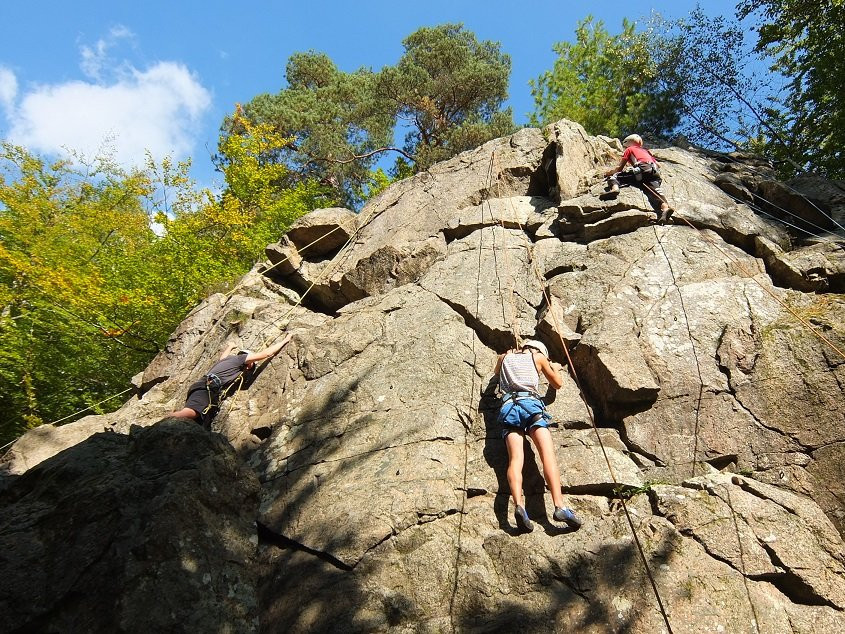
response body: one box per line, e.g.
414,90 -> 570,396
522,339 -> 549,358
622,134 -> 643,147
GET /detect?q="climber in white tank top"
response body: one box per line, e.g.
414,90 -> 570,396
493,339 -> 582,533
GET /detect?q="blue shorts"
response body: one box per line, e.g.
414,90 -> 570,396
498,396 -> 551,438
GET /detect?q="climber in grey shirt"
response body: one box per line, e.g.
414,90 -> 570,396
494,339 -> 582,533
168,334 -> 292,427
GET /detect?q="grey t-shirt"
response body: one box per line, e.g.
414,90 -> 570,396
207,353 -> 249,386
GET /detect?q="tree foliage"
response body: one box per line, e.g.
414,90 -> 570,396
377,24 -> 515,171
650,9 -> 770,151
738,0 -> 845,177
529,16 -> 681,138
237,52 -> 394,206
229,24 -> 515,206
0,134 -> 318,445
647,2 -> 844,178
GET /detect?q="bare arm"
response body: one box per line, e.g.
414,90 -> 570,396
219,343 -> 238,361
493,353 -> 505,377
605,156 -> 628,177
533,352 -> 564,390
246,333 -> 293,364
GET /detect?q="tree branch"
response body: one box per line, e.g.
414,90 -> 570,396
307,146 -> 415,165
86,229 -> 116,264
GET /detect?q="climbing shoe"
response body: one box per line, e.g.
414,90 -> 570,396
553,507 -> 582,530
599,183 -> 620,200
658,206 -> 674,225
514,505 -> 534,533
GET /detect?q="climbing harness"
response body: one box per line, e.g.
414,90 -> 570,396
201,370 -> 247,425
497,391 -> 552,428
629,161 -> 658,182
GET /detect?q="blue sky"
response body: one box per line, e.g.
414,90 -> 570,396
0,1 -> 739,190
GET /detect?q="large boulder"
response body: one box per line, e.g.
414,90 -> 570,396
0,421 -> 260,633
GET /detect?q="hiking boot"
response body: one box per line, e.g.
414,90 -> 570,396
553,506 -> 582,530
658,206 -> 674,225
514,505 -> 533,533
599,182 -> 620,200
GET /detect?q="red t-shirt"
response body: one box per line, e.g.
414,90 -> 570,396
622,146 -> 657,166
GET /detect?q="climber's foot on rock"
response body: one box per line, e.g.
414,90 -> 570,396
514,505 -> 533,533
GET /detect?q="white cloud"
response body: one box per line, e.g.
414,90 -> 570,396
0,66 -> 17,113
80,25 -> 135,80
6,61 -> 211,167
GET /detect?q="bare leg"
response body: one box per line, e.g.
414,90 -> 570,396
504,431 -> 526,508
529,426 -> 564,508
168,407 -> 198,420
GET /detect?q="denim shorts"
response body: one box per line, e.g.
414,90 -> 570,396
498,396 -> 551,438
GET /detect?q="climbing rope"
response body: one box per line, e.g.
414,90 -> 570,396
2,202 -> 379,449
216,183 -> 408,428
487,152 -> 522,350
722,481 -> 763,634
717,186 -> 841,242
193,222 -> 352,355
639,180 -> 845,362
631,177 -> 708,480
651,224 -> 707,480
450,153 -> 501,626
634,174 -> 838,633
714,152 -> 845,236
498,171 -> 676,633
0,387 -> 136,458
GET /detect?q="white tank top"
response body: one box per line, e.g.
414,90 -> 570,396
499,351 -> 540,394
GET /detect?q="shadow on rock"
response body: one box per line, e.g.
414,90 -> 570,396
255,361 -> 445,632
0,419 -> 260,634
454,507 -> 682,633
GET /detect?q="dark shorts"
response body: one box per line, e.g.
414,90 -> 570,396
498,396 -> 551,438
184,380 -> 219,426
612,168 -> 664,212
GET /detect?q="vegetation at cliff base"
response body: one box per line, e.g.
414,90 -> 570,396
0,123 -> 326,444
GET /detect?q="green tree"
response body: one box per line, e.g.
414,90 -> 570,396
0,145 -> 160,441
530,16 -> 681,138
212,106 -> 326,255
377,23 -> 515,171
237,52 -> 395,206
738,0 -> 845,177
650,9 -> 770,152
0,136 -> 319,446
230,24 -> 515,205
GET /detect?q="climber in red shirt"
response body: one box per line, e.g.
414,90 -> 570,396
602,134 -> 675,224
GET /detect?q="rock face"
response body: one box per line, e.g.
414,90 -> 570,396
2,119 -> 844,632
0,421 -> 260,633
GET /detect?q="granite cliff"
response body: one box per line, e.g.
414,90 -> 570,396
2,120 -> 844,633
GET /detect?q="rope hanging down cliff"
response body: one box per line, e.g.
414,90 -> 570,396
449,153 -> 499,628
492,152 -> 676,634
646,203 -> 762,634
